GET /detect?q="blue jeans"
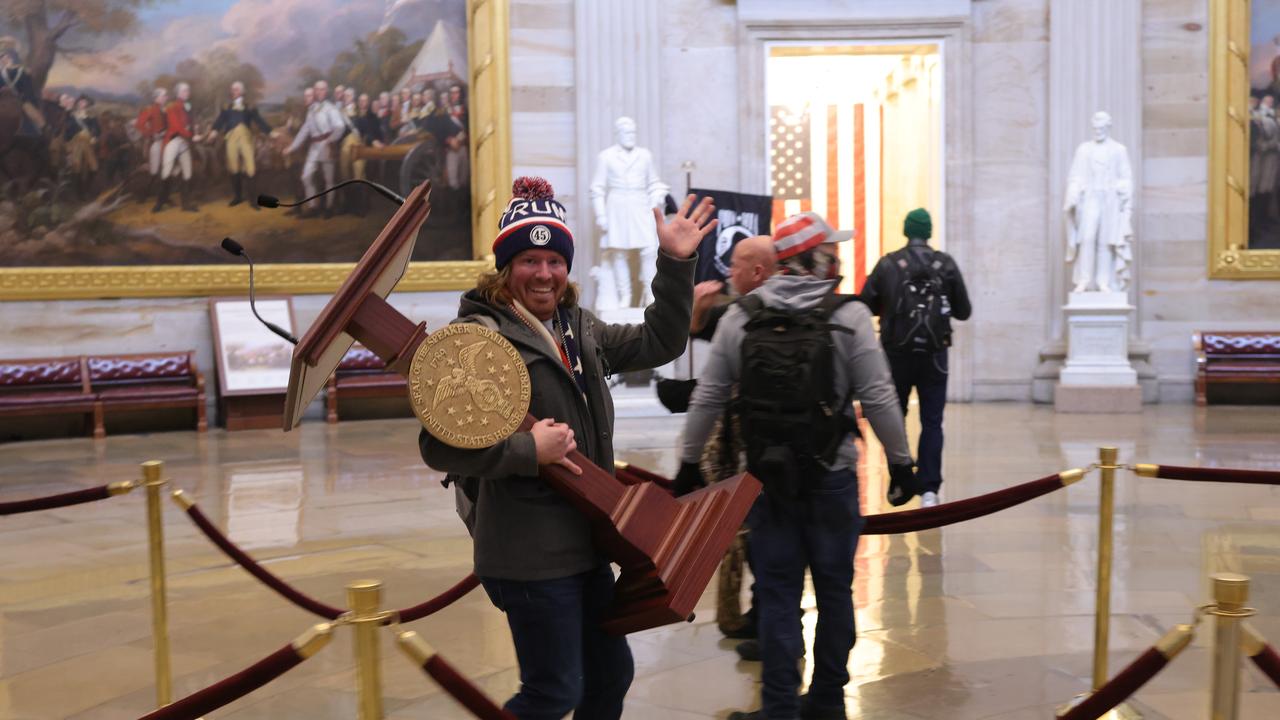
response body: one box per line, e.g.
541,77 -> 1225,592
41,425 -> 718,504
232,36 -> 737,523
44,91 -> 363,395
749,469 -> 863,718
888,349 -> 949,493
480,565 -> 635,720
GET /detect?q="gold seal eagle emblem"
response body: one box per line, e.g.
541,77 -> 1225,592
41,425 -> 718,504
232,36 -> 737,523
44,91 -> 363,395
408,323 -> 531,448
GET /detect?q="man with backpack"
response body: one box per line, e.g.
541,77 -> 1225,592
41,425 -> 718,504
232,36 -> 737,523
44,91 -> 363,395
860,208 -> 972,508
679,212 -> 914,720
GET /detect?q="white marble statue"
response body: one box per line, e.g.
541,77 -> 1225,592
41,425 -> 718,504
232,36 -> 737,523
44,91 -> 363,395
590,116 -> 669,309
1063,111 -> 1134,293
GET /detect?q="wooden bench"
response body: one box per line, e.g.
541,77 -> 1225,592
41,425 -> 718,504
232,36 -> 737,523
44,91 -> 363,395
0,356 -> 98,438
325,344 -> 410,423
87,351 -> 207,437
1194,331 -> 1280,406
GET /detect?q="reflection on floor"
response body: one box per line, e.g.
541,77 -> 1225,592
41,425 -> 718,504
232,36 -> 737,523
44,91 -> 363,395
1,403 -> 1278,719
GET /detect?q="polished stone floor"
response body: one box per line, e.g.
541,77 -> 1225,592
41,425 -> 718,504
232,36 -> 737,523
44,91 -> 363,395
1,403 -> 1279,719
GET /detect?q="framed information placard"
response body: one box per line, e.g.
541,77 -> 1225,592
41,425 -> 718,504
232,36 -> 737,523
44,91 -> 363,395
209,297 -> 297,429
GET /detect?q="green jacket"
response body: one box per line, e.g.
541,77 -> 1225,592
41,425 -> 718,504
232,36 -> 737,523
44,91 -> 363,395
419,251 -> 696,580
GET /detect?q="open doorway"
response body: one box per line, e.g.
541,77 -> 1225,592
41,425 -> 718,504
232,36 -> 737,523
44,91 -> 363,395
765,43 -> 944,293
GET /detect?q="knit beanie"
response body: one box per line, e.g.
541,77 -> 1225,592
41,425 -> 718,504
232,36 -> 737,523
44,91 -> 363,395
903,208 -> 932,240
493,177 -> 574,270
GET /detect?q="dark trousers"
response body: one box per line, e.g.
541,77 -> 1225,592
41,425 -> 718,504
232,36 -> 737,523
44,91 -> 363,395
887,349 -> 949,493
480,565 -> 634,720
749,469 -> 863,718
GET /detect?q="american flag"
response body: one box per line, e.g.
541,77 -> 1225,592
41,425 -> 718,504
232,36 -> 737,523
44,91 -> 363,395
769,103 -> 879,290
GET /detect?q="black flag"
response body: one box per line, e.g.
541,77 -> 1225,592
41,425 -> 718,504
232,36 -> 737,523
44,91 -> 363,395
687,188 -> 773,283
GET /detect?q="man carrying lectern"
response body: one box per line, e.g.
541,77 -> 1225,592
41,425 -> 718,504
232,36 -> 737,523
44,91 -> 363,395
419,176 -> 717,720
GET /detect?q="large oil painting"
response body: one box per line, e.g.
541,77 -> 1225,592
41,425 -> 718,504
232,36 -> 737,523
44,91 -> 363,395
1210,0 -> 1280,277
1248,0 -> 1280,250
0,0 -> 505,298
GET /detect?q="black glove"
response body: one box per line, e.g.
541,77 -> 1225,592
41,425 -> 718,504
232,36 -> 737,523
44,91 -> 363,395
886,462 -> 920,507
673,461 -> 706,497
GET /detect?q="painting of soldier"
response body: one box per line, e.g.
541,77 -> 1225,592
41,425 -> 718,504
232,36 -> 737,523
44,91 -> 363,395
1248,1 -> 1280,249
0,0 -> 472,268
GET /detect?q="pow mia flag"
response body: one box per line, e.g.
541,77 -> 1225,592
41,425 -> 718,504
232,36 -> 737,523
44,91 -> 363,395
687,188 -> 773,283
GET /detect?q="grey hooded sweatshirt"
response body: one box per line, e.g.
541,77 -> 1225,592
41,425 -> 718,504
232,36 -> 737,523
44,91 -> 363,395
681,273 -> 912,471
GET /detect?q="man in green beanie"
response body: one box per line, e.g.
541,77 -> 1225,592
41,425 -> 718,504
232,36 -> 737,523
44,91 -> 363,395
860,208 -> 971,507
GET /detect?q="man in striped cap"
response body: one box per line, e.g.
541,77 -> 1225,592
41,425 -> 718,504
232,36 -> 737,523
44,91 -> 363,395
681,211 -> 914,720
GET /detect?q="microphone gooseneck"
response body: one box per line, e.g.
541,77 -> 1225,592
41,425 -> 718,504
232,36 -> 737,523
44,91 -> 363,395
219,237 -> 300,346
258,178 -> 405,210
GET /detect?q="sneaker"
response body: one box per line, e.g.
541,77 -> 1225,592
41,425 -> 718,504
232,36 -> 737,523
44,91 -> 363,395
921,491 -> 939,508
800,694 -> 847,720
735,639 -> 761,662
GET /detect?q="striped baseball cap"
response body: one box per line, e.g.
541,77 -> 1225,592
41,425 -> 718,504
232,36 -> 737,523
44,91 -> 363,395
772,211 -> 853,260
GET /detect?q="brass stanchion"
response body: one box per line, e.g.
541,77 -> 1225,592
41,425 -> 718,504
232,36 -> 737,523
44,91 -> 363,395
1208,573 -> 1253,720
142,460 -> 172,707
1061,447 -> 1140,719
347,580 -> 384,720
1093,445 -> 1118,691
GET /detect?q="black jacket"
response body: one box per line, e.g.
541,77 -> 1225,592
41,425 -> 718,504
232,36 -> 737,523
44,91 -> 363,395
419,252 -> 696,580
859,239 -> 971,349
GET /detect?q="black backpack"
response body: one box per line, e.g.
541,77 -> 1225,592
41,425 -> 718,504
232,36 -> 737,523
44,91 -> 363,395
733,291 -> 860,505
885,248 -> 952,354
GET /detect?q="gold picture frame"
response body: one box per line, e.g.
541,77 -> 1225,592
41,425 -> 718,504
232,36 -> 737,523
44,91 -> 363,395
1209,0 -> 1280,278
0,0 -> 510,300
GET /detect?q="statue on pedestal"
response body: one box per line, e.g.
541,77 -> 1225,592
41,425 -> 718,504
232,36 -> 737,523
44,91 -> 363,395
590,116 -> 669,309
1064,111 -> 1133,293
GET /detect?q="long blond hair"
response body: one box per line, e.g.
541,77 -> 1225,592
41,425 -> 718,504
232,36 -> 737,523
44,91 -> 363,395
475,266 -> 580,309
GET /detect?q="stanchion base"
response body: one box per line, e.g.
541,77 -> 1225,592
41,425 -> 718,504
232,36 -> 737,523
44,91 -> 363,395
1056,693 -> 1143,720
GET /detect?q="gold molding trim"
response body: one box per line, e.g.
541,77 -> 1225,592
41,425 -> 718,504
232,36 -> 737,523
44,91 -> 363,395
1209,0 -> 1280,279
468,0 -> 512,260
473,53 -> 494,82
0,2 -> 511,300
0,261 -> 493,301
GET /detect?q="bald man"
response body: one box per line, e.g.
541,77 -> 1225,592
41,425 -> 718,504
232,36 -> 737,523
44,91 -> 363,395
678,234 -> 779,645
690,235 -> 777,338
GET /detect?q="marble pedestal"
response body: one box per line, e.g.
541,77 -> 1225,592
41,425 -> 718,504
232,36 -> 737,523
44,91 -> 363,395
1055,291 -> 1141,413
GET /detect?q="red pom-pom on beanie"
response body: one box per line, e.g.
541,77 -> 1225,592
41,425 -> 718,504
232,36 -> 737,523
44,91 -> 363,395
511,176 -> 555,202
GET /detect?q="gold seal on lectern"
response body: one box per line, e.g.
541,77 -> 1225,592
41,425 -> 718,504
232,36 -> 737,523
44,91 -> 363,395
408,323 -> 531,449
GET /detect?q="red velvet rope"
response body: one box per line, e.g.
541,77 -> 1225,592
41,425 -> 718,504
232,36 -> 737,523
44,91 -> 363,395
864,473 -> 1064,534
1147,464 -> 1280,486
1057,648 -> 1168,720
1250,643 -> 1280,689
183,504 -> 344,620
397,573 -> 482,623
422,654 -> 517,720
0,485 -> 112,516
137,644 -> 305,720
613,464 -> 1068,535
615,464 -> 674,491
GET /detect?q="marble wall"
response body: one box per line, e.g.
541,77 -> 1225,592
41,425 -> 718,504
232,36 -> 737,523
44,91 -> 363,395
5,0 -> 1278,412
510,0 -> 577,218
967,0 -> 1052,400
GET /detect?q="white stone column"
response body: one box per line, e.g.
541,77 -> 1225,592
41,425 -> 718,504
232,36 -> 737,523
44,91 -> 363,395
573,0 -> 664,307
1036,0 -> 1148,402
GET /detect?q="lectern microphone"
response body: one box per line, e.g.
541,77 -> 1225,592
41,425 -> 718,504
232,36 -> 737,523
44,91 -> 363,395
219,237 -> 299,346
258,179 -> 405,210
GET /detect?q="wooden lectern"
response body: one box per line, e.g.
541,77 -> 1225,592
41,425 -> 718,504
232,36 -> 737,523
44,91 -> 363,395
284,182 -> 761,634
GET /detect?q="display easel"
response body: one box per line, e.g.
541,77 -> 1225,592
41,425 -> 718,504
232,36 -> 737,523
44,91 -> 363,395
209,296 -> 296,430
283,181 -> 760,634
